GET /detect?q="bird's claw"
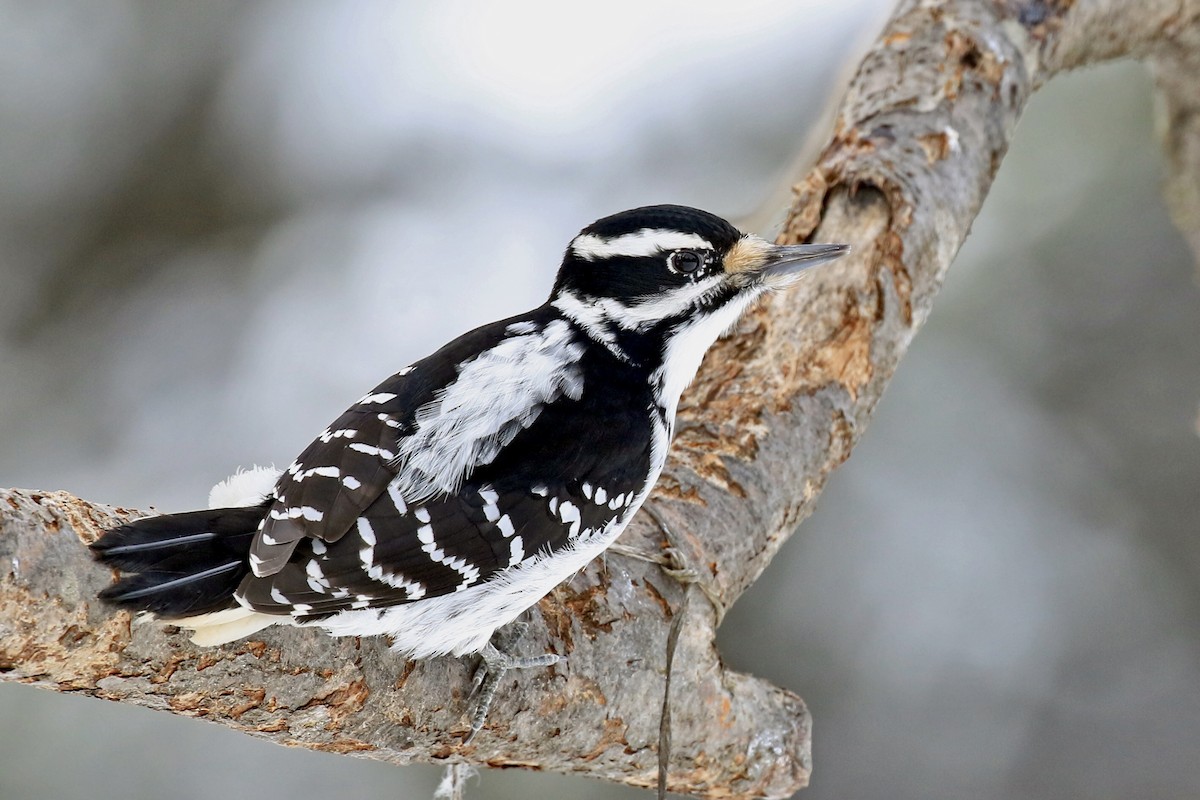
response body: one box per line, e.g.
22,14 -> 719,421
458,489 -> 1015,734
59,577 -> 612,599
463,643 -> 564,743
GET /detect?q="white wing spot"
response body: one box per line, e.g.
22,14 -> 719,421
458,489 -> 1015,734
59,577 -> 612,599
359,517 -> 427,599
268,505 -> 324,522
387,483 -> 408,515
496,514 -> 515,538
479,485 -> 500,522
594,487 -> 608,504
292,465 -> 340,482
417,524 -> 481,591
558,500 -> 582,538
319,428 -> 358,443
356,518 -> 377,547
348,443 -> 395,460
509,536 -> 525,565
358,392 -> 397,404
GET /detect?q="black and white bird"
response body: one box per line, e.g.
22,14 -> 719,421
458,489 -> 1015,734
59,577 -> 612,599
92,204 -> 847,733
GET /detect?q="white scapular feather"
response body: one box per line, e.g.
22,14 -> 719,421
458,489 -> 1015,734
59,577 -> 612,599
391,319 -> 584,502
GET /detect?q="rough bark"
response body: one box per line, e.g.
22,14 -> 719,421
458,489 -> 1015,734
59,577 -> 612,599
1150,3 -> 1200,269
3,2 -> 1199,798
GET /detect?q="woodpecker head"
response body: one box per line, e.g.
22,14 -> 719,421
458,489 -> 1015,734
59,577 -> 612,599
550,205 -> 848,376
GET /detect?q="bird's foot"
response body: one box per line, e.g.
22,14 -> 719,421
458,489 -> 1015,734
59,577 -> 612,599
463,642 -> 563,743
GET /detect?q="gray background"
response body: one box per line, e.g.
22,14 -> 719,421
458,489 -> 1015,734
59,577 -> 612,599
1,2 -> 1197,799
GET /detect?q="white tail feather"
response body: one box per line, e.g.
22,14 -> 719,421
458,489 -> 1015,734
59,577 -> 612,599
176,606 -> 285,646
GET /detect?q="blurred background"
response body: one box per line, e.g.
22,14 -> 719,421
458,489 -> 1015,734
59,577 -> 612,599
1,2 -> 1197,799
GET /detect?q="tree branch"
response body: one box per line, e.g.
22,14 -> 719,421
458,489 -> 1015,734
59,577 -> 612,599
3,2 -> 1199,798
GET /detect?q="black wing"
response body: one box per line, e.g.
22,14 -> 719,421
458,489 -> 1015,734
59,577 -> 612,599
236,475 -> 633,618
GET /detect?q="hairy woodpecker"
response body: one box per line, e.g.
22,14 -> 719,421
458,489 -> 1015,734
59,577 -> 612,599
92,204 -> 848,733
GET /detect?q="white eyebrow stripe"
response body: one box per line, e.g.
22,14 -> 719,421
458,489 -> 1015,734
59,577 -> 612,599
571,229 -> 713,260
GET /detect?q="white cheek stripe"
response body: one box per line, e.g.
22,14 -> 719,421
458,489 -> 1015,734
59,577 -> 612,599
571,229 -> 712,260
590,275 -> 724,331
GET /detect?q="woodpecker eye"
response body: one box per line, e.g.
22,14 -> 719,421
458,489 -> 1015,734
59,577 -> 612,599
668,250 -> 704,275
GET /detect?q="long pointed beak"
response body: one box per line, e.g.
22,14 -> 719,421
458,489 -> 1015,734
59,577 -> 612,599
761,242 -> 850,281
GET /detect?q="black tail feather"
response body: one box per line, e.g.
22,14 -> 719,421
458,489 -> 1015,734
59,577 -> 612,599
92,504 -> 268,618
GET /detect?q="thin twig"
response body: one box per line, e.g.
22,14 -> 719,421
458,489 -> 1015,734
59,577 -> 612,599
659,583 -> 692,800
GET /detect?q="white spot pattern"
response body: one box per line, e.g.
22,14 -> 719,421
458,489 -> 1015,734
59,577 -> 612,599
557,500 -> 582,538
416,522 -> 480,591
290,465 -> 340,482
356,518 -> 426,600
318,428 -> 358,443
386,484 -> 407,515
479,486 -> 500,522
358,392 -> 397,404
348,443 -> 396,459
269,506 -> 324,522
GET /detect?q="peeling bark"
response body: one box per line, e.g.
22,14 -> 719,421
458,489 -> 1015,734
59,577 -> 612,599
3,2 -> 1199,798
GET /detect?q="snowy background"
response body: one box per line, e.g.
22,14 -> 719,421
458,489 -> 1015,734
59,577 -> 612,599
2,2 -> 1198,799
